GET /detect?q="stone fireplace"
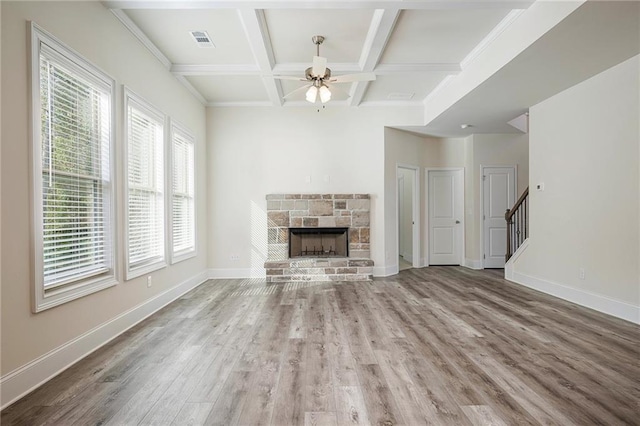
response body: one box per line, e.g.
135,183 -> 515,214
264,194 -> 373,282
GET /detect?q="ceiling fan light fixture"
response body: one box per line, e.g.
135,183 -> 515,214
319,85 -> 331,103
306,86 -> 318,103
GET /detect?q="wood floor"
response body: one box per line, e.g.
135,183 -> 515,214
2,267 -> 639,425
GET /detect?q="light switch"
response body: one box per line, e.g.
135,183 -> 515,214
536,183 -> 545,191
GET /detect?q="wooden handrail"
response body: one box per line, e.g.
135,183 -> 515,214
505,187 -> 529,262
506,187 -> 529,222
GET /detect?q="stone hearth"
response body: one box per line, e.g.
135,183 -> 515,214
264,194 -> 373,282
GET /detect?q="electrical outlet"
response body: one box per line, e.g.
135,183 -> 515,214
147,276 -> 152,288
579,268 -> 585,280
305,175 -> 312,184
230,254 -> 240,261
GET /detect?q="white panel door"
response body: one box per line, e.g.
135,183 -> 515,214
483,166 -> 516,268
429,170 -> 463,265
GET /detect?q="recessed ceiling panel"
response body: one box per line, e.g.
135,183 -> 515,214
265,9 -> 373,64
381,9 -> 513,64
186,76 -> 269,103
363,73 -> 450,103
124,9 -> 255,64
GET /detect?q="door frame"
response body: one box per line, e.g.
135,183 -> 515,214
480,165 -> 517,269
396,163 -> 421,269
425,167 -> 465,267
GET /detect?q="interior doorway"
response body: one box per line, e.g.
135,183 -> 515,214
481,165 -> 516,268
397,165 -> 420,270
427,168 -> 464,265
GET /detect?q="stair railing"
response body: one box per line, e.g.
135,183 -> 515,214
505,187 -> 529,262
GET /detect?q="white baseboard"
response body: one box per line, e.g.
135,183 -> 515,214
373,264 -> 398,277
208,268 -> 266,279
0,270 -> 209,410
463,258 -> 483,270
505,239 -> 638,323
509,271 -> 639,325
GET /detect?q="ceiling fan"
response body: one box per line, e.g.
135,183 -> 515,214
273,35 -> 376,104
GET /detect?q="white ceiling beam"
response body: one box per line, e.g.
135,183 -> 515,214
170,62 -> 461,76
237,8 -> 283,106
104,1 -> 534,11
273,63 -> 362,75
349,8 -> 400,106
374,63 -> 462,74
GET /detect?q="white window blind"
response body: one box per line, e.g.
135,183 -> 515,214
125,92 -> 165,277
171,125 -> 196,260
32,23 -> 117,312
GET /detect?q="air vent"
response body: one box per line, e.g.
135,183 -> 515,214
190,31 -> 215,48
387,92 -> 414,100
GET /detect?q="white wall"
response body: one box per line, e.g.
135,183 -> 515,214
511,55 -> 639,323
206,106 -> 423,277
0,0 -> 207,388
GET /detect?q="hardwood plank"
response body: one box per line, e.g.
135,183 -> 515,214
356,364 -> 404,426
305,292 -> 335,412
105,345 -> 200,425
304,411 -> 338,426
289,298 -> 308,338
460,405 -> 508,426
466,352 -> 577,425
271,338 -> 307,426
172,403 -> 213,426
335,386 -> 371,426
202,371 -> 253,426
237,301 -> 294,425
325,291 -> 360,387
333,286 -> 378,365
374,349 -> 443,425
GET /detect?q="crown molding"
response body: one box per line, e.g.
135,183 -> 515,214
110,9 -> 171,69
104,1 -> 534,11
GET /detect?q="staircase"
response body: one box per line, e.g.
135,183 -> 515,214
505,187 -> 529,262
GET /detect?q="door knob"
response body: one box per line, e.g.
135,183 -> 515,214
455,220 -> 460,224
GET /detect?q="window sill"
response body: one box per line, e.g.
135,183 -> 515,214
35,275 -> 118,313
126,259 -> 166,281
170,248 -> 197,265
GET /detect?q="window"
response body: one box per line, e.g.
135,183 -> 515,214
170,122 -> 196,262
124,90 -> 166,279
31,23 -> 117,311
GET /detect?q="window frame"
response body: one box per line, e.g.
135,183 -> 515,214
123,88 -> 167,280
29,22 -> 118,312
168,120 -> 197,264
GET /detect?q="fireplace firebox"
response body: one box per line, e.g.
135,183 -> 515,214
289,227 -> 348,258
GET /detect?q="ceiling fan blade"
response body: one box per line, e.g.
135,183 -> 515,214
283,84 -> 311,99
325,83 -> 350,99
331,72 -> 376,83
312,56 -> 327,77
273,75 -> 307,81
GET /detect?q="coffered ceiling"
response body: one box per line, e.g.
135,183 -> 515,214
104,0 -> 532,107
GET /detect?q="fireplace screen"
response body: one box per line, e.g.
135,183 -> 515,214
289,227 -> 348,258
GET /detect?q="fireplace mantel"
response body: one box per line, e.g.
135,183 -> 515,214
264,193 -> 373,282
